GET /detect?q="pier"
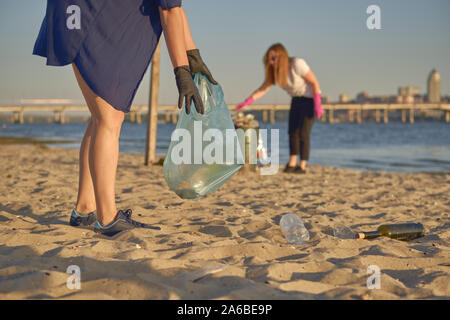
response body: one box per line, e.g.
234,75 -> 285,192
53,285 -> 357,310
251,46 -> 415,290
0,103 -> 449,124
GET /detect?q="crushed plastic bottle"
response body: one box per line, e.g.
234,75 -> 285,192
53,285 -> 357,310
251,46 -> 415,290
333,222 -> 356,239
182,263 -> 227,283
280,213 -> 310,244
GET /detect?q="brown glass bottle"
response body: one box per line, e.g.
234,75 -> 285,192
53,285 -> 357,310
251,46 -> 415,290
355,222 -> 425,241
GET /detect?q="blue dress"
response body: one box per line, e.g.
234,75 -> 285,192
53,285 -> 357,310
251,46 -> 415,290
33,0 -> 182,113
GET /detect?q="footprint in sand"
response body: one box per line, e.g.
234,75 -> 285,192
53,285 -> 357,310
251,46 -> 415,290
198,225 -> 232,238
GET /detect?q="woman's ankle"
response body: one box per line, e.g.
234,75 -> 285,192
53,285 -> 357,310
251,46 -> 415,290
288,156 -> 298,167
97,210 -> 118,226
299,160 -> 307,170
75,203 -> 96,214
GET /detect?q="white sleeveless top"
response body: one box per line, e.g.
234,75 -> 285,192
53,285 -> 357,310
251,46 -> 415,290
283,57 -> 314,98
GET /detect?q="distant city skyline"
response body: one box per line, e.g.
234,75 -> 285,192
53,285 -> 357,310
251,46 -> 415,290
0,0 -> 449,106
337,68 -> 448,104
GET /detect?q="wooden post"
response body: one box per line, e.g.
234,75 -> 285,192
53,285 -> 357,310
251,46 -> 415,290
375,109 -> 381,123
357,107 -> 362,124
409,108 -> 415,124
60,110 -> 65,124
329,107 -> 334,123
321,110 -> 327,122
384,107 -> 389,124
136,110 -> 142,124
130,111 -> 136,123
145,40 -> 162,166
19,111 -> 24,124
446,111 -> 450,123
348,109 -> 355,123
165,111 -> 171,123
401,109 -> 406,123
270,107 -> 275,124
262,110 -> 268,123
172,111 -> 178,124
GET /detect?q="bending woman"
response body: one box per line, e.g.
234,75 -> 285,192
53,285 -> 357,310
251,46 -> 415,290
33,0 -> 216,236
236,43 -> 322,174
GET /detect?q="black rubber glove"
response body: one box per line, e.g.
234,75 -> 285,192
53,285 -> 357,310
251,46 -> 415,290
174,65 -> 204,115
187,49 -> 218,85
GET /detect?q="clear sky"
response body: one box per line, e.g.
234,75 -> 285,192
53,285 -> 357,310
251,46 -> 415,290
0,0 -> 449,106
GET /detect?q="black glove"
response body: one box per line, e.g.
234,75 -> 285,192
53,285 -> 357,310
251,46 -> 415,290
174,65 -> 204,115
187,49 -> 218,85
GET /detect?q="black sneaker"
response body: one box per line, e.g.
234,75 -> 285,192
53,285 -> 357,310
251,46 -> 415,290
283,164 -> 297,173
69,209 -> 96,227
94,209 -> 161,237
295,166 -> 307,174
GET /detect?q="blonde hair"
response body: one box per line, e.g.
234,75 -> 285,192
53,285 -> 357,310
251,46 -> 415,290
263,43 -> 290,88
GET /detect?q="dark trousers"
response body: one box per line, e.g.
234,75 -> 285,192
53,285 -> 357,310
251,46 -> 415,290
288,97 -> 315,160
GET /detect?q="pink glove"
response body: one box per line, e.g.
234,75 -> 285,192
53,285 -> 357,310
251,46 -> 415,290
235,96 -> 254,112
313,93 -> 324,119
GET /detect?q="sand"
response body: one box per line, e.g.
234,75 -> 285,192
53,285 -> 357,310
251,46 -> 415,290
0,144 -> 448,300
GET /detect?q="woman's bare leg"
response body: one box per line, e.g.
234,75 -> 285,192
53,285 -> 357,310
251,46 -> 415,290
75,119 -> 96,213
299,160 -> 307,170
72,63 -> 123,226
288,155 -> 298,167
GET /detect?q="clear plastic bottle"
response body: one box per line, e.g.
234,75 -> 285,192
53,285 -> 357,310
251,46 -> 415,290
333,222 -> 356,239
257,137 -> 268,164
280,214 -> 310,244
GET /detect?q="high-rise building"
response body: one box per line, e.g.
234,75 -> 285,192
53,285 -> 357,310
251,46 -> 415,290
339,94 -> 350,103
398,86 -> 420,97
427,69 -> 441,103
356,91 -> 372,104
397,85 -> 421,104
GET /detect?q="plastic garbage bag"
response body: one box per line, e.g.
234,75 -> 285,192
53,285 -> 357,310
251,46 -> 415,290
163,73 -> 243,199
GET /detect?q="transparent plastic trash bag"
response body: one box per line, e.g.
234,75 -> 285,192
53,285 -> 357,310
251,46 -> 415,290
163,73 -> 244,199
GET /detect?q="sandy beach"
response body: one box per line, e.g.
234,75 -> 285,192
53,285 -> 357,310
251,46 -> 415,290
0,143 -> 448,300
